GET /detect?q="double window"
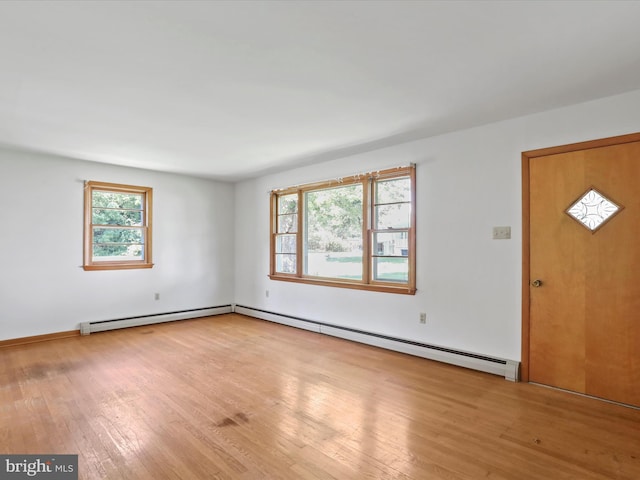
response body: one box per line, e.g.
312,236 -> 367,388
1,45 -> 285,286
270,166 -> 415,294
83,181 -> 153,270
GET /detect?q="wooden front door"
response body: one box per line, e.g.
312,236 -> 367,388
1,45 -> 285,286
523,133 -> 640,407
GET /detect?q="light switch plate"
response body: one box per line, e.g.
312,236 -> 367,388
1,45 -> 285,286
492,226 -> 511,240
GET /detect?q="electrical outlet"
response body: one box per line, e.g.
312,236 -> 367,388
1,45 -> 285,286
419,312 -> 427,324
154,293 -> 160,301
492,226 -> 511,240
265,290 -> 269,298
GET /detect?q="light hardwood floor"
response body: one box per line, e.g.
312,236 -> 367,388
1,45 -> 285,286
1,314 -> 638,479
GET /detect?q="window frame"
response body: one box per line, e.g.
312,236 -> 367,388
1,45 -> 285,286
83,181 -> 154,271
269,166 -> 416,294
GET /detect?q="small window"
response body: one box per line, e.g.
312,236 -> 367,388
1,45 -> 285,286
83,181 -> 153,271
270,166 -> 416,294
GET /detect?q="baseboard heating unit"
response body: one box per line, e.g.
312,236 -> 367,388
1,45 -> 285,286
80,305 -> 233,335
234,305 -> 519,382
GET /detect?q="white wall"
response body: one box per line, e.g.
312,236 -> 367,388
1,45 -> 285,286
4,89 -> 640,355
234,89 -> 640,362
0,149 -> 235,340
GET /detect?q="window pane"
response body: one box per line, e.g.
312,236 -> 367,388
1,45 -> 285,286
93,244 -> 143,261
372,257 -> 408,283
278,194 -> 297,214
93,228 -> 144,245
275,234 -> 296,254
304,184 -> 363,280
376,177 -> 411,204
305,252 -> 363,280
276,254 -> 296,273
92,209 -> 143,226
373,231 -> 409,257
375,203 -> 411,229
278,214 -> 297,233
93,191 -> 143,210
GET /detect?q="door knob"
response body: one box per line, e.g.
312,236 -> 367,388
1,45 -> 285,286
531,279 -> 542,287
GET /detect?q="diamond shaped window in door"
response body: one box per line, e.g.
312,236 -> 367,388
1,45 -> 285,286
566,188 -> 622,232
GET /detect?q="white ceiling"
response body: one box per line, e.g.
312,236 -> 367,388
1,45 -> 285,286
1,1 -> 640,181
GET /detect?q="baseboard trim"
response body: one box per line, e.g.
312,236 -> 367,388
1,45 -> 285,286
81,305 -> 234,335
0,330 -> 80,348
2,305 -> 234,347
234,305 -> 519,381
